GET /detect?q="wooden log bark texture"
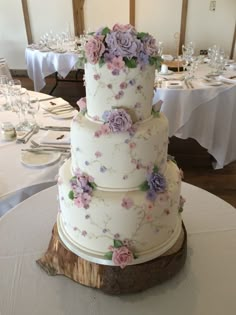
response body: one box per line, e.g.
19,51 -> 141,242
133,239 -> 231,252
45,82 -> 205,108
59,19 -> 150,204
37,222 -> 187,295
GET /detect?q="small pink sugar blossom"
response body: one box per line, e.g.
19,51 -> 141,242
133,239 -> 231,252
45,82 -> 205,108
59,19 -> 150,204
94,130 -> 102,137
112,23 -> 135,33
146,203 -> 154,211
74,196 -> 85,208
107,56 -> 125,70
85,37 -> 105,64
57,176 -> 63,185
121,197 -> 134,209
93,74 -> 100,80
92,115 -> 100,121
112,246 -> 133,269
95,151 -> 102,158
129,142 -> 136,149
146,214 -> 153,222
77,97 -> 87,111
100,124 -> 111,135
179,168 -> 184,180
120,82 -> 128,89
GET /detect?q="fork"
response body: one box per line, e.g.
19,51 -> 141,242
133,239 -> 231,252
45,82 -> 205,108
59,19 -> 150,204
30,139 -> 70,150
16,126 -> 39,144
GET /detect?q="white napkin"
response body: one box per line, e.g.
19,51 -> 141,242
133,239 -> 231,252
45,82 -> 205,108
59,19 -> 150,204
40,98 -> 71,110
166,81 -> 183,89
39,130 -> 70,145
161,54 -> 174,61
218,75 -> 236,84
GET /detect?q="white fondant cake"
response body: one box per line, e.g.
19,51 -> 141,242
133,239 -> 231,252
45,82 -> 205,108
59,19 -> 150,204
85,63 -> 155,122
57,24 -> 184,268
70,112 -> 169,189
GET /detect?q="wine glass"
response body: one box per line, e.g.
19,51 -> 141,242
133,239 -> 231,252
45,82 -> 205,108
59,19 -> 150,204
11,89 -> 24,131
0,75 -> 10,110
27,97 -> 40,127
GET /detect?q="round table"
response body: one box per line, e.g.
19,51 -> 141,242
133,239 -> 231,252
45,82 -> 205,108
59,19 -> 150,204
0,182 -> 236,315
0,90 -> 74,215
153,63 -> 236,169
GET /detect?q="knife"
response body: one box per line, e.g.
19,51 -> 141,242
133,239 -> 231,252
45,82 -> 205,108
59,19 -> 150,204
39,96 -> 57,102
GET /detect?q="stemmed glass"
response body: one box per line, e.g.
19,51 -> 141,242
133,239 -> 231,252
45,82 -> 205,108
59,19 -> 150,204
11,89 -> 24,131
27,97 -> 40,128
0,75 -> 10,110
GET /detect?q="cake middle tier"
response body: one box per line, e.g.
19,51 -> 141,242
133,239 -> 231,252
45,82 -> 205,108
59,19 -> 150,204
71,112 -> 169,190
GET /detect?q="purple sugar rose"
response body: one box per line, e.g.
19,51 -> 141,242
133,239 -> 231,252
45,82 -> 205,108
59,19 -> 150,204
107,109 -> 132,133
142,34 -> 158,56
105,31 -> 141,59
147,172 -> 166,193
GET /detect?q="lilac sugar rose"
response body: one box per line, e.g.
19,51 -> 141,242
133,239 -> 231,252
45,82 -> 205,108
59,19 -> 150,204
105,31 -> 141,59
148,172 -> 166,193
107,109 -> 132,133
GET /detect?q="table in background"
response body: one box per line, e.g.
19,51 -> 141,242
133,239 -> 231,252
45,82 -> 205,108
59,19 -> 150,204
0,182 -> 235,315
0,90 -> 75,216
153,63 -> 236,169
25,48 -> 80,92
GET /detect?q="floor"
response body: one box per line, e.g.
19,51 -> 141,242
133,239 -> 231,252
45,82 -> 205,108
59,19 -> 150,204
16,73 -> 236,208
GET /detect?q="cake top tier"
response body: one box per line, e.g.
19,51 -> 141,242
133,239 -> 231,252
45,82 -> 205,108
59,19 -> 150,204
80,23 -> 162,69
78,24 -> 162,122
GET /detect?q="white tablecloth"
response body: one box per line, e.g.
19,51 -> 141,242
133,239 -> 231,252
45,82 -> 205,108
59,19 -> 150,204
0,182 -> 235,315
0,91 -> 74,215
153,64 -> 236,169
25,48 -> 79,91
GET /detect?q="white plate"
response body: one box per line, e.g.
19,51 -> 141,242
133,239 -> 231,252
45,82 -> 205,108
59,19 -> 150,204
49,111 -> 75,120
167,81 -> 183,89
21,151 -> 61,168
202,81 -> 223,87
158,70 -> 174,75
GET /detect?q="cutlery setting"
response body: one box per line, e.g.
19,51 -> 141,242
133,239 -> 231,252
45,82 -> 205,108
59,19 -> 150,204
40,126 -> 70,131
16,126 -> 39,144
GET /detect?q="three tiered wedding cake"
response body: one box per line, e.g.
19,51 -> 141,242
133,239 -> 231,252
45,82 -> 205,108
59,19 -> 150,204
56,24 -> 185,271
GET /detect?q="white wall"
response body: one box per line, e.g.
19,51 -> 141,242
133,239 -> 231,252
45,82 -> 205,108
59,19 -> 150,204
27,0 -> 74,43
0,0 -> 28,69
0,0 -> 235,69
186,0 -> 236,57
136,0 -> 183,56
84,0 -> 129,32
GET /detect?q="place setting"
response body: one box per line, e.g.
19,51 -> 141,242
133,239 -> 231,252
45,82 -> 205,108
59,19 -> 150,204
40,97 -> 77,119
20,129 -> 71,168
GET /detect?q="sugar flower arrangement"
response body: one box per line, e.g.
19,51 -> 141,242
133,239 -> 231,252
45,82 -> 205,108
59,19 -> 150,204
69,169 -> 96,209
80,23 -> 162,69
94,108 -> 135,137
105,239 -> 137,269
140,165 -> 167,201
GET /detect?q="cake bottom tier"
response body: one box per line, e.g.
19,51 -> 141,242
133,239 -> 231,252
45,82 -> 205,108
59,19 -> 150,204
37,222 -> 187,295
57,158 -> 183,266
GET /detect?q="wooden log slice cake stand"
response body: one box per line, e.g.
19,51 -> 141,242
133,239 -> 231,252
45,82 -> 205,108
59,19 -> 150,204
37,222 -> 187,295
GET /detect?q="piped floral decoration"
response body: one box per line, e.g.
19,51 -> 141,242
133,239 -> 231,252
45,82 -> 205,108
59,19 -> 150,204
105,240 -> 137,269
80,24 -> 162,69
95,108 -> 133,136
69,169 -> 96,209
140,165 -> 167,201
